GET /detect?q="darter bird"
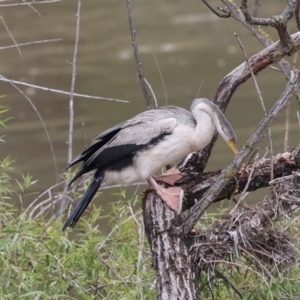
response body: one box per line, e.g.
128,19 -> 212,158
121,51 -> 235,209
63,98 -> 238,229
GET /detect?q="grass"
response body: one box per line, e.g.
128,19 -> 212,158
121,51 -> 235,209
0,105 -> 300,299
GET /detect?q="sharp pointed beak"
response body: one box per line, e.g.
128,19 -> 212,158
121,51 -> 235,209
227,139 -> 238,156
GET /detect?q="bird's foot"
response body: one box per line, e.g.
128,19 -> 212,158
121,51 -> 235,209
147,176 -> 183,213
154,185 -> 184,213
153,167 -> 184,185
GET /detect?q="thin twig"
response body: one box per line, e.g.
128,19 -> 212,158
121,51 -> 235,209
0,0 -> 61,7
153,54 -> 168,106
128,184 -> 145,283
0,38 -> 62,50
0,75 -> 58,176
284,100 -> 291,152
0,15 -> 21,56
61,0 -> 82,216
228,148 -> 258,204
285,52 -> 298,151
144,78 -> 157,108
234,32 -> 274,181
202,0 -> 231,18
125,0 -> 152,109
230,153 -> 259,215
25,181 -> 66,215
0,77 -> 128,102
22,1 -> 42,17
31,194 -> 64,219
196,79 -> 205,98
68,0 -> 81,165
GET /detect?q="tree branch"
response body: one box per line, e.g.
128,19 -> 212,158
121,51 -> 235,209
178,146 -> 300,210
125,0 -> 152,109
220,0 -> 294,76
240,0 -> 296,49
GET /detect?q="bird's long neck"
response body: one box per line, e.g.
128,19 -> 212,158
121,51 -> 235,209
193,102 -> 234,143
192,102 -> 226,135
192,109 -> 215,150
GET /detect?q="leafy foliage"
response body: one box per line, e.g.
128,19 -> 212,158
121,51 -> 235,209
0,105 -> 300,300
0,197 -> 155,299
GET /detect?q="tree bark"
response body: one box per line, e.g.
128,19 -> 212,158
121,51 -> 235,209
143,193 -> 200,300
142,147 -> 300,300
179,149 -> 300,210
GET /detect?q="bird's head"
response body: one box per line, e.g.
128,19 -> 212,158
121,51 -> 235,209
191,98 -> 238,157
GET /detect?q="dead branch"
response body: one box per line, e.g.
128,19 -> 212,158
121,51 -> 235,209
240,0 -> 295,49
191,171 -> 300,274
202,0 -> 231,18
240,1 -> 293,28
125,0 -> 152,109
221,0 -> 294,76
179,146 -> 300,210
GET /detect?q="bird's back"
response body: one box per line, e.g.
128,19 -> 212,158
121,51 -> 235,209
125,105 -> 195,126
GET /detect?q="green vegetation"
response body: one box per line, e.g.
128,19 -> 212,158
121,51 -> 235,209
1,107 -> 300,299
0,199 -> 155,299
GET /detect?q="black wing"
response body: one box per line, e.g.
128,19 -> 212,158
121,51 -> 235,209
67,117 -> 177,186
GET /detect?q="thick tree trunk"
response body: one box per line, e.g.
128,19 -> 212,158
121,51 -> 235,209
143,192 -> 200,300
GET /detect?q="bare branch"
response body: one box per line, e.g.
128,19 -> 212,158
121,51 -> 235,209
68,0 -> 81,165
0,38 -> 62,50
0,0 -> 61,7
0,15 -> 20,56
240,0 -> 296,44
221,0 -> 293,77
153,54 -> 168,106
234,32 -> 274,181
230,153 -> 259,214
284,101 -> 291,152
0,77 -> 128,103
180,147 -> 300,210
125,0 -> 152,109
202,0 -> 231,18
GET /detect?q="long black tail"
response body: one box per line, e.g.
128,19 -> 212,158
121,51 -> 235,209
63,170 -> 104,230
